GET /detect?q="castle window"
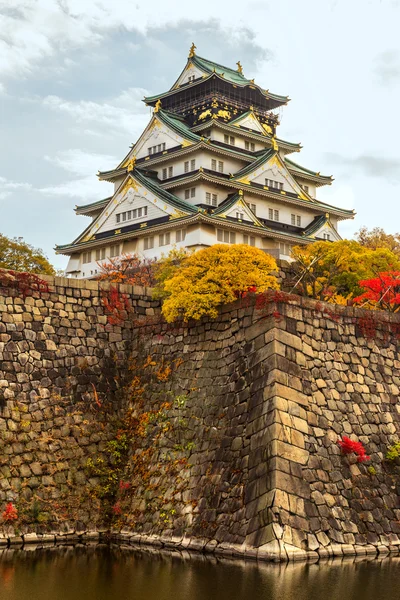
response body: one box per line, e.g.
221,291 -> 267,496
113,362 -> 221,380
206,192 -> 218,206
211,159 -> 217,170
116,207 -> 148,222
224,135 -> 235,145
148,143 -> 166,156
274,210 -> 279,221
82,251 -> 91,264
236,212 -> 244,220
144,237 -> 154,250
176,229 -> 186,242
184,187 -> 196,199
297,215 -> 301,226
191,159 -> 196,170
184,161 -> 189,173
218,160 -> 224,173
245,141 -> 255,151
110,245 -> 119,258
162,168 -> 167,179
246,202 -> 256,214
168,166 -> 173,177
323,233 -> 331,240
116,214 -> 121,223
188,75 -> 195,82
159,232 -> 171,246
279,242 -> 292,256
266,179 -> 283,191
95,248 -> 106,261
243,235 -> 255,246
302,185 -> 309,193
217,229 -> 235,243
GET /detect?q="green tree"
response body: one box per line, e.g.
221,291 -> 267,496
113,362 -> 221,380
0,234 -> 55,275
356,226 -> 400,257
290,240 -> 400,301
156,244 -> 279,322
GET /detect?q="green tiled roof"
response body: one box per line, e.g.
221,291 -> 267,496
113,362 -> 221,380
302,215 -> 328,237
233,149 -> 275,180
191,55 -> 250,85
229,110 -> 254,125
157,110 -> 202,143
285,157 -> 332,182
144,61 -> 288,106
213,191 -> 242,215
133,168 -> 199,214
75,197 -> 111,213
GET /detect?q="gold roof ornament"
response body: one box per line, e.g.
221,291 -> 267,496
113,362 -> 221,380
236,61 -> 243,74
271,136 -> 279,151
126,157 -> 136,172
188,42 -> 196,58
154,99 -> 162,113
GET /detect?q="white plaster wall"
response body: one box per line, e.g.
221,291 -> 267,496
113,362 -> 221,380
211,128 -> 267,153
135,121 -> 189,159
96,192 -> 167,234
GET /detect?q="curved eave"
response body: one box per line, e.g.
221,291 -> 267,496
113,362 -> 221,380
288,169 -> 333,187
144,73 -> 288,110
75,197 -> 111,216
99,140 -> 256,182
192,119 -> 301,154
161,170 -> 355,220
55,213 -> 200,256
285,158 -> 333,187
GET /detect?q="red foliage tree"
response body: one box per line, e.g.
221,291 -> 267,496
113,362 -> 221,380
101,285 -> 131,325
2,502 -> 18,522
338,436 -> 370,463
97,254 -> 157,287
353,271 -> 400,312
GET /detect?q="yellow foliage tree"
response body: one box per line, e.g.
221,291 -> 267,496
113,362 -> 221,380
157,244 -> 279,322
290,240 -> 400,302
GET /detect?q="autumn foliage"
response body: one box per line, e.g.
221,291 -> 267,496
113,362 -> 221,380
97,253 -> 157,287
157,244 -> 279,322
338,437 -> 370,463
290,240 -> 400,303
2,502 -> 18,523
353,272 -> 400,312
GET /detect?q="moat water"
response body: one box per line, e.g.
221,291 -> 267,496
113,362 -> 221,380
1,545 -> 400,600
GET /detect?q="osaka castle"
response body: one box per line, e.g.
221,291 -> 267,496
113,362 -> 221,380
56,45 -> 354,278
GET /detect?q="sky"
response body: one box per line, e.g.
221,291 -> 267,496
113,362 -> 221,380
1,0 -> 400,270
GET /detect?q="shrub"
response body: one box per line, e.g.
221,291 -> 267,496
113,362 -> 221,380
156,244 -> 279,322
338,436 -> 370,463
353,272 -> 400,312
2,502 -> 18,523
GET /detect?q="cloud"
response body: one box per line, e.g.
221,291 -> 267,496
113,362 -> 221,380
325,152 -> 400,183
39,149 -> 116,199
0,175 -> 32,200
42,87 -> 148,136
373,50 -> 400,85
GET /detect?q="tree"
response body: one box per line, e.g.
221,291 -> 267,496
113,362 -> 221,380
290,240 -> 400,302
356,226 -> 400,258
353,271 -> 400,312
0,234 -> 55,275
157,244 -> 279,322
97,253 -> 157,287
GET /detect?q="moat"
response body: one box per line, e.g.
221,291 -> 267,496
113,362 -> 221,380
1,546 -> 400,600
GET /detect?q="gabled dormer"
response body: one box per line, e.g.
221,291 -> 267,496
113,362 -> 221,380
116,109 -> 202,166
303,214 -> 342,241
229,110 -> 273,136
213,190 -> 264,227
233,149 -> 312,201
74,169 -> 198,245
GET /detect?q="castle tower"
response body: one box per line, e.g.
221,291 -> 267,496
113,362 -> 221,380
56,45 -> 354,278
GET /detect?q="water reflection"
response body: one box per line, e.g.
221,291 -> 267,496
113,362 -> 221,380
0,545 -> 399,600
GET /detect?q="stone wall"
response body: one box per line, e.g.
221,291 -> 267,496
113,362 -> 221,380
1,275 -> 400,561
